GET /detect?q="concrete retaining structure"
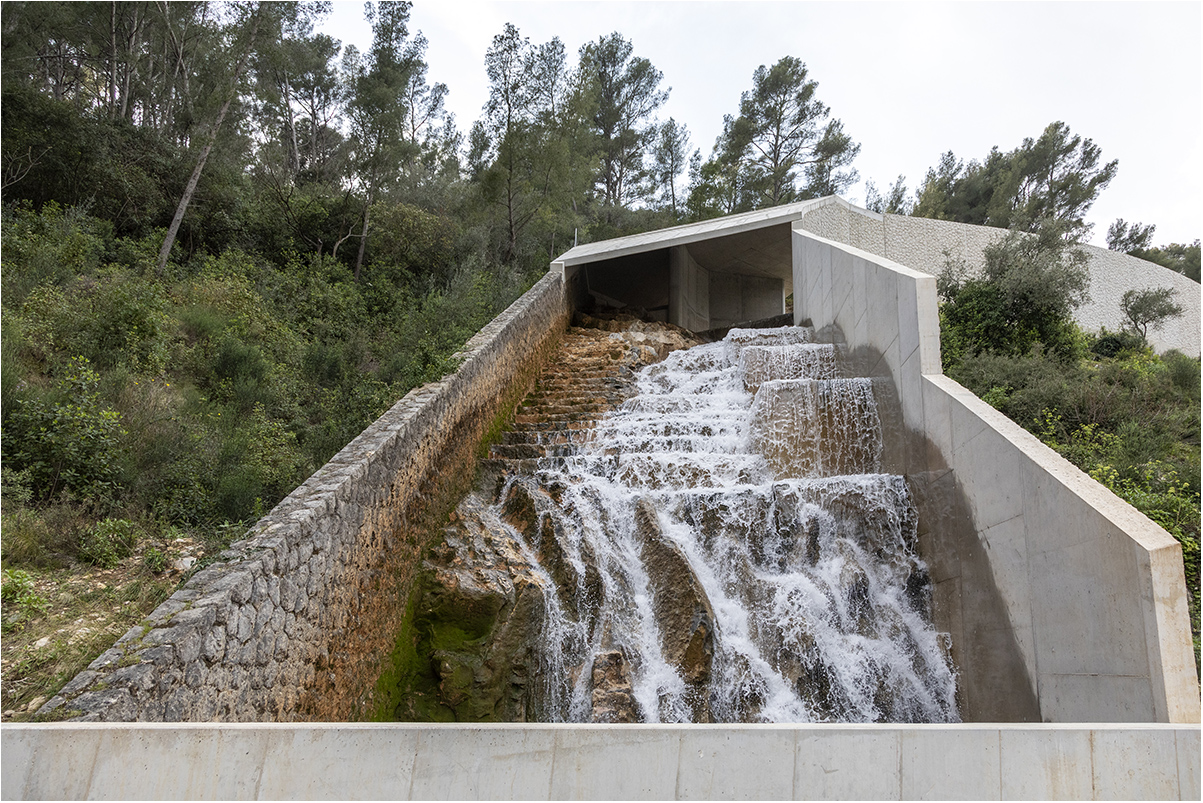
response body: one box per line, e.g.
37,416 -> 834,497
792,227 -> 1199,723
36,272 -> 573,722
3,722 -> 1198,800
796,198 -> 1201,357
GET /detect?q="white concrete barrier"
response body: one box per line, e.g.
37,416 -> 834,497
2,723 -> 1197,800
792,228 -> 1200,724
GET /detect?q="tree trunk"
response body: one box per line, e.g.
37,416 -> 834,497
281,72 -> 300,174
353,184 -> 373,282
108,3 -> 118,117
156,6 -> 262,275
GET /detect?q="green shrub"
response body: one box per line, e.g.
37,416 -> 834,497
938,225 -> 1089,364
0,478 -> 96,567
177,304 -> 228,344
1162,351 -> 1201,399
68,270 -> 172,372
142,546 -> 170,575
0,569 -> 45,609
211,404 -> 304,523
211,335 -> 271,411
0,569 -> 49,631
0,201 -> 109,310
1090,328 -> 1146,359
78,518 -> 139,568
4,356 -> 124,501
14,269 -> 172,373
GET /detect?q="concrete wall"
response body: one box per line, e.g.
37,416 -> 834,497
792,226 -> 1200,724
662,244 -> 787,331
38,273 -> 572,723
669,245 -> 710,331
797,198 -> 1201,356
3,723 -> 1198,800
708,272 -> 783,329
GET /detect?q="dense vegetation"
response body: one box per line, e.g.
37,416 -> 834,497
0,0 -> 870,575
937,222 -> 1200,667
0,0 -> 1197,709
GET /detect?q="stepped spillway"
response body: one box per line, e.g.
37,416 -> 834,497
407,321 -> 959,724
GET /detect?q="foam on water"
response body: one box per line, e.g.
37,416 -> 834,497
502,326 -> 958,723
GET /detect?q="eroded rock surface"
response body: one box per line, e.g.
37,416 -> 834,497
634,497 -> 714,721
399,315 -> 703,722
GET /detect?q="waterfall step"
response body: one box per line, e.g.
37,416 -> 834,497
499,430 -> 593,446
430,322 -> 959,725
484,322 -> 705,474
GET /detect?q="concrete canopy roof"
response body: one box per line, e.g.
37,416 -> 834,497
553,198 -> 829,281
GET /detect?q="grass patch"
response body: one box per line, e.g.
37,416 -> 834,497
0,558 -> 180,719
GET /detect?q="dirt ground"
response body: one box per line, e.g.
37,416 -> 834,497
0,537 -> 202,720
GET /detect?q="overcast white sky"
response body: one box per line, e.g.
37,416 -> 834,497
319,1 -> 1202,248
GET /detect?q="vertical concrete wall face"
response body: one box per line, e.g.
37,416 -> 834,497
4,723 -> 1199,800
708,273 -> 784,328
792,225 -> 1200,723
666,244 -> 784,330
668,245 -> 710,331
756,275 -> 787,319
41,273 -> 572,722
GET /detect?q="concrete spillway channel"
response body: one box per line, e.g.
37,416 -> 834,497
4,198 -> 1198,800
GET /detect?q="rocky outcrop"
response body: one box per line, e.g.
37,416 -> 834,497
589,648 -> 638,723
392,316 -> 703,722
634,498 -> 715,721
399,490 -> 556,722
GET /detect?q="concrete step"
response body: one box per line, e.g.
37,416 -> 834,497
507,420 -> 595,432
529,391 -> 617,402
518,402 -> 613,417
488,443 -> 546,460
500,430 -> 592,447
478,456 -> 575,476
488,443 -> 580,460
513,411 -> 609,425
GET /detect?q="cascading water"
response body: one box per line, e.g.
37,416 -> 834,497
414,324 -> 959,724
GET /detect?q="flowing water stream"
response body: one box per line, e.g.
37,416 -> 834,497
419,324 -> 959,724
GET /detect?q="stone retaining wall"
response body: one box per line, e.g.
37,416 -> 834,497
40,273 -> 572,722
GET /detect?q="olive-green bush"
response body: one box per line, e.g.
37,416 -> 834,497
1,203 -> 532,563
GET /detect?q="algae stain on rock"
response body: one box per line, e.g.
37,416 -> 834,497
376,315 -> 696,723
377,499 -> 551,722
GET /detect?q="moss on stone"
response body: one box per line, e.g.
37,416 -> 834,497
369,570 -> 451,722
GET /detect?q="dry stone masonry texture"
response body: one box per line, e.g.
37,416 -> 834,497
41,272 -> 571,722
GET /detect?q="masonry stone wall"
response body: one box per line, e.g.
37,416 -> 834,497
41,273 -> 572,722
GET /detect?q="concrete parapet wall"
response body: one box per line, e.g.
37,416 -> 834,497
792,228 -> 1200,723
40,273 -> 572,722
797,197 -> 1201,356
3,722 -> 1198,800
